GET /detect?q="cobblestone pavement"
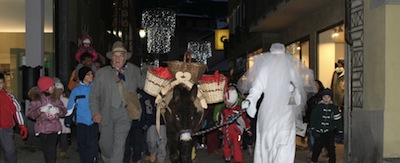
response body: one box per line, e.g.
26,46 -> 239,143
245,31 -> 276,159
0,134 -> 343,163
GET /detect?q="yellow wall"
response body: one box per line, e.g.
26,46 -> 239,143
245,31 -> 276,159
364,2 -> 386,110
384,4 -> 400,158
365,0 -> 400,157
0,33 -> 54,63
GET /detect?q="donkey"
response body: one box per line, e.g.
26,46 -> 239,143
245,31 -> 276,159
164,83 -> 205,163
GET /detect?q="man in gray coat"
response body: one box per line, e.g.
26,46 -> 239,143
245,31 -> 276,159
90,41 -> 146,163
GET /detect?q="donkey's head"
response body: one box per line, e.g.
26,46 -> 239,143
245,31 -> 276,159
165,83 -> 204,163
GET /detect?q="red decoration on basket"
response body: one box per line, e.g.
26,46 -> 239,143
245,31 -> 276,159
152,67 -> 173,79
198,71 -> 228,104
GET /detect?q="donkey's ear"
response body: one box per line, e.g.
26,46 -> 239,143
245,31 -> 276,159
190,85 -> 198,100
172,86 -> 182,103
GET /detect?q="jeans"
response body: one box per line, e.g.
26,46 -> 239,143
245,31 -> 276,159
77,123 -> 99,163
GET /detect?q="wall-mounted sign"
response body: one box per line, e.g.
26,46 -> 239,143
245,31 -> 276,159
215,29 -> 229,50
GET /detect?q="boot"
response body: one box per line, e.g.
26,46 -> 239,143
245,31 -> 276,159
247,144 -> 253,155
59,151 -> 67,158
148,155 -> 156,163
225,157 -> 231,163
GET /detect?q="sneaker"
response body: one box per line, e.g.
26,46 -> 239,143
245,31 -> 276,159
225,157 -> 231,163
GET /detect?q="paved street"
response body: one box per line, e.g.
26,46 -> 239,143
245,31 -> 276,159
1,134 -> 343,163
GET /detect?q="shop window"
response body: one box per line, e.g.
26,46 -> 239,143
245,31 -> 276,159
286,40 -> 310,67
317,24 -> 345,88
247,48 -> 263,70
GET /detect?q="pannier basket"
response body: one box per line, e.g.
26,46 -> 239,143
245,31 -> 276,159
144,67 -> 173,97
198,71 -> 227,104
167,51 -> 207,84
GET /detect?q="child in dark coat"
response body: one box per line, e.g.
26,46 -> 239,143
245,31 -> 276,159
310,89 -> 343,163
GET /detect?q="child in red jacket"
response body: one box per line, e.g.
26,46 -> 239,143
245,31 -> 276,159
220,83 -> 251,163
0,73 -> 28,163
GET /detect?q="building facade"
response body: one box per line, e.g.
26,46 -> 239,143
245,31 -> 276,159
227,0 -> 400,161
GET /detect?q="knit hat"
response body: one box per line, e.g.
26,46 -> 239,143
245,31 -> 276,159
0,73 -> 4,80
82,38 -> 91,44
55,82 -> 64,90
321,88 -> 333,98
106,41 -> 132,60
78,67 -> 92,81
37,76 -> 55,92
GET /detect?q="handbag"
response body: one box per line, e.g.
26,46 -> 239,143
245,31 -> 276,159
64,95 -> 85,127
111,69 -> 142,120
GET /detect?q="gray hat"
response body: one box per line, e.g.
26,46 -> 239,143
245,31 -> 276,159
106,41 -> 132,60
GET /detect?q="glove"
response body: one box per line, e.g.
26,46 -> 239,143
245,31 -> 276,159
19,125 -> 28,139
242,99 -> 250,109
242,100 -> 256,118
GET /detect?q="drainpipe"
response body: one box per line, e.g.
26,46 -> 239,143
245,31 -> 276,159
344,0 -> 353,162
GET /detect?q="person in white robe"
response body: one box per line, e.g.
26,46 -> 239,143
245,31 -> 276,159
241,43 -> 314,163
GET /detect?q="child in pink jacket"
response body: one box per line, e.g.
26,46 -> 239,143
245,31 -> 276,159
27,76 -> 67,163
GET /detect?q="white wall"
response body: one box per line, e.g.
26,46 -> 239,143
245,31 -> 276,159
318,43 -> 335,88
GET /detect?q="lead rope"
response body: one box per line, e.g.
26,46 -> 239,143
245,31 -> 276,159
192,108 -> 247,136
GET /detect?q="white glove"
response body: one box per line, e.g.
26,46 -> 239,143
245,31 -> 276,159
242,100 -> 250,109
48,105 -> 60,115
242,100 -> 256,118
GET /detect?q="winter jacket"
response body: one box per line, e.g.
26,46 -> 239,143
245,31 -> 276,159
304,91 -> 323,124
89,63 -> 145,125
27,88 -> 67,135
67,82 -> 94,126
310,101 -> 343,133
131,89 -> 152,128
74,35 -> 98,63
220,104 -> 250,134
0,90 -> 24,128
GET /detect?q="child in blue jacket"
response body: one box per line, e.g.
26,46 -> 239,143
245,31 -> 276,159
67,67 -> 98,163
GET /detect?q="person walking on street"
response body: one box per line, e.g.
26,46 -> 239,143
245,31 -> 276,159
54,81 -> 71,158
241,43 -> 314,163
0,73 -> 29,163
89,41 -> 146,163
68,67 -> 99,163
219,83 -> 251,163
27,76 -> 67,163
310,89 -> 343,163
123,89 -> 152,163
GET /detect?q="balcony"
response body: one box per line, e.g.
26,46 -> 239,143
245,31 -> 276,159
248,0 -> 333,32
